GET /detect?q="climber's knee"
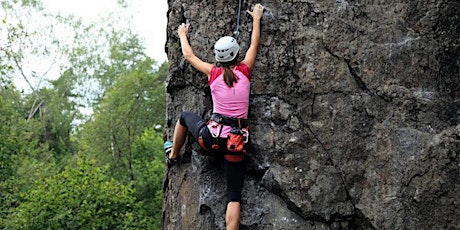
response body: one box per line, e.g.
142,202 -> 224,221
179,112 -> 187,126
227,192 -> 242,204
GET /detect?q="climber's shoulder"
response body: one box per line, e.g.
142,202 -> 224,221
236,63 -> 250,77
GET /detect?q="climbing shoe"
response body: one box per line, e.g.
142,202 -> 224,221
164,141 -> 177,168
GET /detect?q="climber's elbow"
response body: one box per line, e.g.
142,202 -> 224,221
182,52 -> 195,62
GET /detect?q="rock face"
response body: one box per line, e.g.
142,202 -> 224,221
163,0 -> 459,229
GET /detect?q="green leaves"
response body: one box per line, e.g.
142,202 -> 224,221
1,1 -> 168,229
79,61 -> 166,180
6,155 -> 136,229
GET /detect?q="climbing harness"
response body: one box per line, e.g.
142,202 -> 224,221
211,113 -> 249,128
227,122 -> 248,153
234,0 -> 243,40
207,113 -> 249,155
198,113 -> 249,155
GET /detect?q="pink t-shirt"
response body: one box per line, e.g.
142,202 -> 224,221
207,63 -> 250,137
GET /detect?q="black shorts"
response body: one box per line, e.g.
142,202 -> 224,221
179,111 -> 245,203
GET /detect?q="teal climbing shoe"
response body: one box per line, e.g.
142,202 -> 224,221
164,141 -> 176,167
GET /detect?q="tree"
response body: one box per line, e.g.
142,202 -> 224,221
1,0 -> 47,92
0,84 -> 24,221
77,61 -> 167,228
5,155 -> 137,229
1,1 -> 168,229
130,128 -> 165,229
22,73 -> 80,158
79,61 -> 166,181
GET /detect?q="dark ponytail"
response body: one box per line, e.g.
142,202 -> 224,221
219,57 -> 239,87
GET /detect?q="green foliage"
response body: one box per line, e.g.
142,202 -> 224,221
79,61 -> 166,182
1,1 -> 168,229
23,84 -> 79,157
5,155 -> 136,229
0,84 -> 22,181
0,84 -> 24,221
77,61 -> 167,228
131,128 -> 165,228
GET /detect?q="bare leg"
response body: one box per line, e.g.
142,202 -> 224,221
170,119 -> 187,159
226,202 -> 241,230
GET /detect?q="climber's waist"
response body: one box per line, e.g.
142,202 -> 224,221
210,113 -> 249,128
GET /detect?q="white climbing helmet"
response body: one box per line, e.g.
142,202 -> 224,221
214,36 -> 240,62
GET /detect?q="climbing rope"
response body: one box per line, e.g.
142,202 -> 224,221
234,0 -> 242,40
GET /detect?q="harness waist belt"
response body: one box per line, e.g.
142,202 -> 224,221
211,113 -> 249,127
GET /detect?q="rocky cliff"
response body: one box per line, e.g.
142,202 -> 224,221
162,0 -> 459,229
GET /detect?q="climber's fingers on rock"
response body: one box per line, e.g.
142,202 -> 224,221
177,22 -> 190,36
247,3 -> 264,18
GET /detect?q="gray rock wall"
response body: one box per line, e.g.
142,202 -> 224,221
163,0 -> 459,229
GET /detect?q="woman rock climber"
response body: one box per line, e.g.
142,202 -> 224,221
164,3 -> 264,230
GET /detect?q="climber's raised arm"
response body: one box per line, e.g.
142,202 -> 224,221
178,22 -> 213,79
242,3 -> 264,70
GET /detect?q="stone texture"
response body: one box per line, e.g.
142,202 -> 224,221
163,0 -> 459,229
